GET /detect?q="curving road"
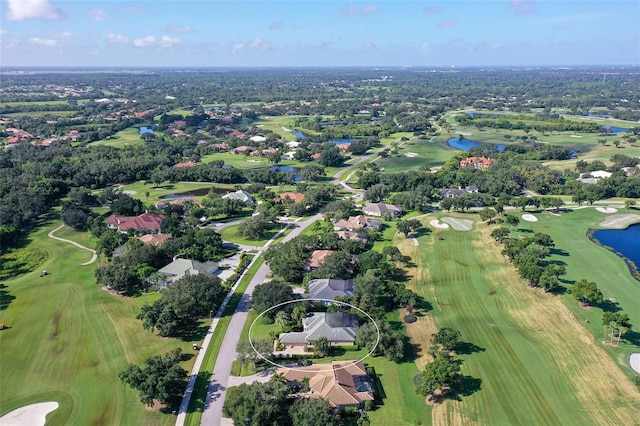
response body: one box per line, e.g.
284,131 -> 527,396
47,224 -> 98,265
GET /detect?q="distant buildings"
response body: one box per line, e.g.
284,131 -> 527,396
459,156 -> 495,170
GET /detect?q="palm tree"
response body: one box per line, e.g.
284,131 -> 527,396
275,310 -> 290,332
292,305 -> 307,326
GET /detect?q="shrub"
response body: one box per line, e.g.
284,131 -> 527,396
404,314 -> 417,323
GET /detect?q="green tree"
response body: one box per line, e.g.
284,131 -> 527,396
397,218 -> 421,237
504,214 -> 520,230
490,227 -> 510,243
568,279 -> 603,306
119,348 -> 187,407
275,310 -> 290,331
314,336 -> 330,357
602,311 -> 632,336
289,398 -> 341,426
478,207 -> 498,224
250,280 -> 294,319
415,353 -> 461,398
431,327 -> 461,351
223,378 -> 291,426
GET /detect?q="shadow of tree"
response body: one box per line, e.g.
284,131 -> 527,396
186,371 -> 214,414
550,248 -> 570,257
453,341 -> 486,355
175,319 -> 210,342
594,299 -> 623,313
0,284 -> 16,311
449,375 -> 483,399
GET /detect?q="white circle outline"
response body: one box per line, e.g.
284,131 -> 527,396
248,298 -> 381,373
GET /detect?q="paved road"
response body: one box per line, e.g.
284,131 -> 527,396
199,214 -> 321,426
47,224 -> 97,265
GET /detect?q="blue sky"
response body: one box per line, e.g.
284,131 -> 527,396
1,0 -> 638,67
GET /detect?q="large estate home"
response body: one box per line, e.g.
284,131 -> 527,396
440,186 -> 479,198
305,278 -> 354,301
106,212 -> 166,234
280,361 -> 374,410
304,249 -> 335,271
361,203 -> 402,218
276,192 -> 306,204
459,156 -> 495,170
279,312 -> 359,347
152,257 -> 218,289
333,215 -> 381,231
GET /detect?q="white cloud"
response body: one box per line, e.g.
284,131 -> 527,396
133,36 -> 156,48
106,34 -> 129,45
61,31 -> 73,38
344,4 -> 379,16
29,37 -> 58,47
0,30 -> 8,36
88,9 -> 108,22
7,0 -> 63,21
160,36 -> 182,48
166,26 -> 191,34
492,43 -> 505,49
233,38 -> 273,53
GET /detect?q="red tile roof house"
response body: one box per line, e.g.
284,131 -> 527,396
279,360 -> 374,411
459,156 -> 495,170
304,249 -> 335,271
106,213 -> 166,234
276,192 -> 306,204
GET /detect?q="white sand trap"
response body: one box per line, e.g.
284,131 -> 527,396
429,219 -> 449,229
1,402 -> 59,426
441,217 -> 473,231
570,135 -> 583,138
521,214 -> 538,222
404,152 -> 418,158
122,190 -> 137,195
595,207 -> 618,214
630,353 -> 640,374
457,131 -> 472,136
599,214 -> 640,229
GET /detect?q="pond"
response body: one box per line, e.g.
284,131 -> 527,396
601,125 -> 628,134
591,224 -> 640,278
139,126 -> 155,135
329,138 -> 353,145
255,165 -> 302,182
292,130 -> 306,139
447,137 -> 506,152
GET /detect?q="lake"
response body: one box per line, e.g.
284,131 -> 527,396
261,165 -> 301,182
139,126 -> 154,135
602,125 -> 628,134
591,224 -> 640,276
292,130 -> 306,139
447,137 -> 506,152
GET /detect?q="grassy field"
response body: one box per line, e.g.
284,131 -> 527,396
0,214 -> 205,425
396,211 -> 640,425
93,127 -> 148,148
218,223 -> 286,247
377,138 -> 457,173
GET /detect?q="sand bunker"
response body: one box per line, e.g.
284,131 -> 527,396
429,219 -> 449,229
404,152 -> 418,158
598,214 -> 640,229
595,207 -> 618,214
630,354 -> 640,375
521,214 -> 538,222
1,402 -> 59,426
570,135 -> 583,138
441,217 -> 473,231
122,190 -> 137,195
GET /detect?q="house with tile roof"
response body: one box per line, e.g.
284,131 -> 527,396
459,156 -> 495,169
305,279 -> 354,301
361,203 -> 402,218
280,361 -> 374,410
276,192 -> 306,204
138,233 -> 172,246
333,215 -> 381,231
153,257 -> 218,289
304,249 -> 335,271
279,312 -> 359,347
106,213 -> 166,233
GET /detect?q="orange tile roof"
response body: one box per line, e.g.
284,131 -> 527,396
276,192 -> 305,204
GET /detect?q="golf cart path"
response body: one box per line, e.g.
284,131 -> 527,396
48,224 -> 97,265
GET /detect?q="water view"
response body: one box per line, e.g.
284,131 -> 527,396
447,137 -> 506,152
139,126 -> 154,135
330,138 -> 353,145
292,130 -> 306,139
591,224 -> 640,277
602,125 -> 628,134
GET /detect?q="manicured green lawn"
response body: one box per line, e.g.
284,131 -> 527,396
92,127 -> 161,148
218,223 -> 286,247
0,214 -> 205,425
397,211 -> 640,425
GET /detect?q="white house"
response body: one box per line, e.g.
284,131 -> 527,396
153,258 -> 218,289
221,190 -> 254,205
